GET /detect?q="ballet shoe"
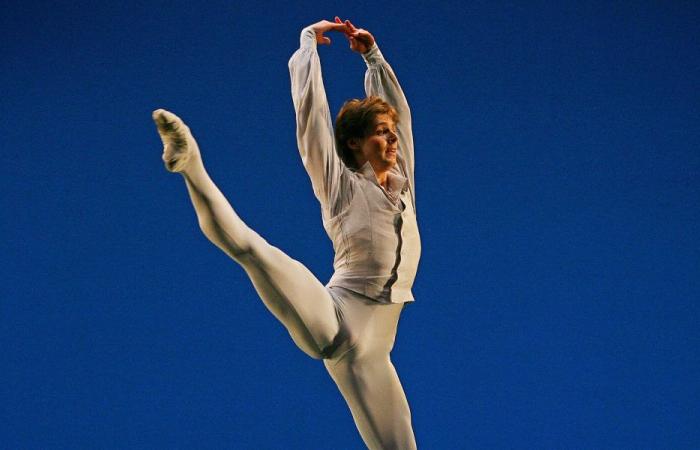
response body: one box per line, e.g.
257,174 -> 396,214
152,108 -> 200,173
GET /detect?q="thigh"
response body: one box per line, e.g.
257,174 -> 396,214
239,230 -> 340,359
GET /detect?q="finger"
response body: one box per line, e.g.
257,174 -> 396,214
322,36 -> 331,45
336,17 -> 351,36
328,22 -> 348,32
335,16 -> 348,30
352,30 -> 368,41
347,19 -> 357,31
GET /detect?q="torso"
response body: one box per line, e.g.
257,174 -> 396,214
323,169 -> 421,304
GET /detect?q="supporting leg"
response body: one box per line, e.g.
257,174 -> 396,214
324,297 -> 417,449
325,354 -> 417,449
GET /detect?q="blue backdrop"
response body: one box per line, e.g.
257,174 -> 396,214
2,0 -> 698,448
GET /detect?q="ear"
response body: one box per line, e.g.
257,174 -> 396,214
347,137 -> 361,151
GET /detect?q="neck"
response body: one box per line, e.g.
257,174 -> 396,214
375,170 -> 389,188
356,158 -> 391,189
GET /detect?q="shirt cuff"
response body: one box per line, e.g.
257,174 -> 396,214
361,42 -> 384,66
300,26 -> 317,50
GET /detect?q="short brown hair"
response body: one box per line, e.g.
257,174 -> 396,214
334,96 -> 399,170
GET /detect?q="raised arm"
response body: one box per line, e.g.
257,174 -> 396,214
288,21 -> 351,215
337,18 -> 415,197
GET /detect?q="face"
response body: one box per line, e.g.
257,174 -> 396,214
349,113 -> 398,172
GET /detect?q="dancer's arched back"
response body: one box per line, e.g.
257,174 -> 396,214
153,17 -> 420,450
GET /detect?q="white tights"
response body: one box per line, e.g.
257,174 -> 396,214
178,154 -> 417,450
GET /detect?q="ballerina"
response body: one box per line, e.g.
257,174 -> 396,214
153,17 -> 420,449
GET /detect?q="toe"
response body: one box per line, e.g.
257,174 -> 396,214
152,108 -> 168,123
153,109 -> 183,132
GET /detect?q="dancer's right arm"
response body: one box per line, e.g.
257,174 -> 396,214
289,23 -> 350,213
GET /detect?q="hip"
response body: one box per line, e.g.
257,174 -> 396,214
323,286 -> 406,364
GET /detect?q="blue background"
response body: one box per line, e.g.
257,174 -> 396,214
2,1 -> 699,448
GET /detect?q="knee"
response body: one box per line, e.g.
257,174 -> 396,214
198,218 -> 253,259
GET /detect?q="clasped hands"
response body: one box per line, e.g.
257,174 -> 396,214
309,17 -> 375,54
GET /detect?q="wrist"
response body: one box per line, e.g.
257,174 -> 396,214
300,26 -> 317,50
361,42 -> 382,64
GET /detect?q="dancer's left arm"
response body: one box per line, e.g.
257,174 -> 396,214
338,19 -> 415,198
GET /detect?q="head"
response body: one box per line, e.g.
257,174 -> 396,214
335,96 -> 399,171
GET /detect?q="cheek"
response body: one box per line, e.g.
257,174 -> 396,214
370,137 -> 386,150
362,139 -> 378,156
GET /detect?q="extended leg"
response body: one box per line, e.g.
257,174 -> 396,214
153,109 -> 339,359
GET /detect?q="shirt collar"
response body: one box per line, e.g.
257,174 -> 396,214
357,161 -> 407,195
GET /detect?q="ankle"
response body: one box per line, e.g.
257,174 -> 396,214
181,157 -> 208,181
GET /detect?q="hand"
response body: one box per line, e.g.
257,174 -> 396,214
308,19 -> 350,45
334,16 -> 375,54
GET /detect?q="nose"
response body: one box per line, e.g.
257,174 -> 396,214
387,130 -> 398,143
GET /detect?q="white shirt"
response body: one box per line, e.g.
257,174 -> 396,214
288,26 -> 421,304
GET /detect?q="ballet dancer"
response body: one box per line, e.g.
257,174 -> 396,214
152,17 -> 420,449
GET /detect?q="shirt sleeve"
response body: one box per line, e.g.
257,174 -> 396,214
288,27 -> 351,216
362,42 -> 415,202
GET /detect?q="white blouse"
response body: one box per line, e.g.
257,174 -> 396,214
288,26 -> 421,304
